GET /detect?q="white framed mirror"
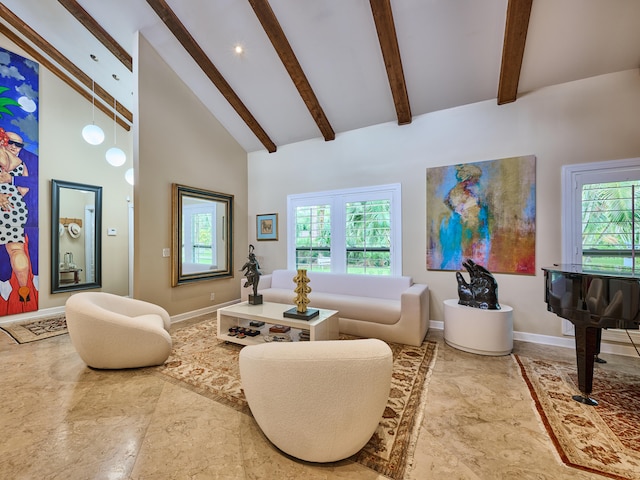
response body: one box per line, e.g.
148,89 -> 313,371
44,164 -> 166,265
171,183 -> 233,286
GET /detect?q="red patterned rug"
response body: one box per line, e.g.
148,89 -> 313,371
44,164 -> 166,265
153,316 -> 437,480
515,355 -> 640,480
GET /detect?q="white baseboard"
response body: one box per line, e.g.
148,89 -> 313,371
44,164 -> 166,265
170,299 -> 239,324
0,306 -> 66,326
5,308 -> 637,359
430,320 -> 640,358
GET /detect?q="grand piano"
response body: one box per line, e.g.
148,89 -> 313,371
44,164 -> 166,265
542,264 -> 639,405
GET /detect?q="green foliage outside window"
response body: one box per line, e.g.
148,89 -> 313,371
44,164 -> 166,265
582,181 -> 639,269
295,201 -> 392,274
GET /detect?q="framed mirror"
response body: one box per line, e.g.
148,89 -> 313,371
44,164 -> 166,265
51,180 -> 102,293
172,184 -> 233,286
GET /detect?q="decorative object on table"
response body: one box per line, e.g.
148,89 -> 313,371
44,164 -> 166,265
256,213 -> 278,241
228,326 -> 260,338
298,331 -> 310,341
426,155 -> 536,274
284,269 -> 319,320
455,259 -> 500,309
268,324 -> 291,334
63,251 -> 75,269
263,334 -> 292,342
240,244 -> 262,304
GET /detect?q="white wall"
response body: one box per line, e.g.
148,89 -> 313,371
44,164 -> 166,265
247,69 -> 640,340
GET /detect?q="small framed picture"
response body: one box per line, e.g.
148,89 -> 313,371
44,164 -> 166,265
256,213 -> 278,241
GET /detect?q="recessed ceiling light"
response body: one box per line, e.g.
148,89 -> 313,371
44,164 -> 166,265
234,44 -> 244,55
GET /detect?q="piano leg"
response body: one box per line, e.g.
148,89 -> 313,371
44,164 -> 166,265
573,325 -> 599,406
594,328 -> 607,363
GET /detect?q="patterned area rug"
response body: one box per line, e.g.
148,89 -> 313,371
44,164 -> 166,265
0,314 -> 67,344
515,355 -> 640,480
153,317 -> 438,480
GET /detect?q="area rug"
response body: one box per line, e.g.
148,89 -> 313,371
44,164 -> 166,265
0,314 -> 67,344
153,317 -> 438,480
515,355 -> 640,480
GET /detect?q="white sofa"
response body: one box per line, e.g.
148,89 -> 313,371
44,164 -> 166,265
241,269 -> 429,346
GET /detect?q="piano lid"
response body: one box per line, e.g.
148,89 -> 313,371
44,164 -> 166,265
543,263 -> 640,326
542,264 -> 640,280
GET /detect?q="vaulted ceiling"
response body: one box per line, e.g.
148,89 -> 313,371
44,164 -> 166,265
1,0 -> 639,153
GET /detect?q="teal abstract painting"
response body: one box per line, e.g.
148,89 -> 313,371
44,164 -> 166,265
427,155 -> 536,274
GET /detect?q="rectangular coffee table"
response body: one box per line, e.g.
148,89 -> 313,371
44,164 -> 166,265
217,302 -> 339,346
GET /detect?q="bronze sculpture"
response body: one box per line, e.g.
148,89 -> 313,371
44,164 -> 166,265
241,244 -> 262,304
456,259 -> 500,310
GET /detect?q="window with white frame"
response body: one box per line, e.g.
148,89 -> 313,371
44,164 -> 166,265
562,158 -> 640,269
561,158 -> 640,344
287,184 -> 402,275
182,201 -> 217,266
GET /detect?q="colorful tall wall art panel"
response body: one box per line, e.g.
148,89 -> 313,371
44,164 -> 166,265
0,46 -> 39,314
426,155 -> 536,275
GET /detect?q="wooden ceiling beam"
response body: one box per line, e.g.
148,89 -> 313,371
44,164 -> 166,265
0,6 -> 132,130
497,0 -> 533,105
58,0 -> 132,72
146,0 -> 277,153
370,0 -> 411,125
248,0 -> 335,142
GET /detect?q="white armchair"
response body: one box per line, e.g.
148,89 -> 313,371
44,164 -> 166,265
239,338 -> 392,462
65,292 -> 172,369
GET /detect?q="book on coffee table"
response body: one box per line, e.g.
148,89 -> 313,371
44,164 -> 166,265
268,324 -> 291,334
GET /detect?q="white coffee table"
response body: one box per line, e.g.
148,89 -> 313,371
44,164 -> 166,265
217,301 -> 339,346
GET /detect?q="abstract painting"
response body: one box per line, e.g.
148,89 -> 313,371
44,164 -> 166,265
427,155 -> 536,274
0,46 -> 39,314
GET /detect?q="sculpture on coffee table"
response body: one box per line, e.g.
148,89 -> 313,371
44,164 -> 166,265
241,244 -> 262,305
456,259 -> 500,310
284,269 -> 319,320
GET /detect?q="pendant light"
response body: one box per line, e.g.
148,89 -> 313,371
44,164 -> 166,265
125,168 -> 134,185
105,98 -> 126,166
82,55 -> 105,145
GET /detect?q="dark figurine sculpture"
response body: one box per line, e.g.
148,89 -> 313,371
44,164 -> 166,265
456,259 -> 500,310
240,244 -> 262,304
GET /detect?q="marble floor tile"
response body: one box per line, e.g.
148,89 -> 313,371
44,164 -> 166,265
0,324 -> 638,479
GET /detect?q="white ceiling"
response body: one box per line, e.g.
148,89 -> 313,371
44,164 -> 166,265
2,0 -> 640,153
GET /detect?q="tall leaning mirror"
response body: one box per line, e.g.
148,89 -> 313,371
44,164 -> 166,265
172,184 -> 233,286
51,180 -> 102,293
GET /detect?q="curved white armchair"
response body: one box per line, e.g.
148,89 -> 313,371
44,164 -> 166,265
65,292 -> 172,369
239,338 -> 392,462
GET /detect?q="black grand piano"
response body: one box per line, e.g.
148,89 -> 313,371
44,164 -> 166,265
542,264 -> 640,405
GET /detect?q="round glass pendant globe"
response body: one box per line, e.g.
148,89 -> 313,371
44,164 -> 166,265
125,168 -> 134,185
105,147 -> 126,166
81,124 -> 105,145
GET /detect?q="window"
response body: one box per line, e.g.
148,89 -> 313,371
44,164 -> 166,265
182,202 -> 217,266
562,158 -> 640,269
287,184 -> 402,275
582,181 -> 639,269
561,158 -> 640,344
